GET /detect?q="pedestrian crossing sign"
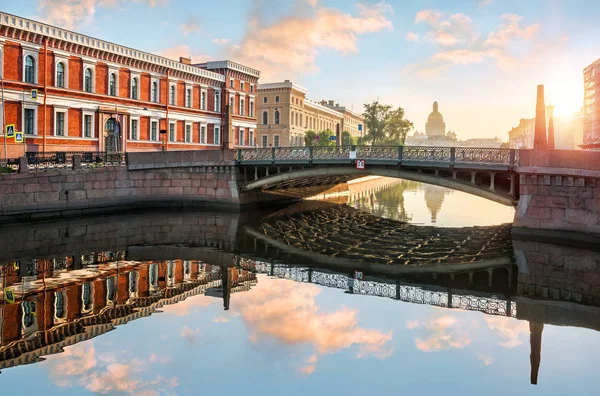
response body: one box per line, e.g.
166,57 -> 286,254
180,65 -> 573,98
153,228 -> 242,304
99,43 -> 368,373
31,89 -> 38,100
5,124 -> 15,138
15,132 -> 24,143
5,288 -> 15,304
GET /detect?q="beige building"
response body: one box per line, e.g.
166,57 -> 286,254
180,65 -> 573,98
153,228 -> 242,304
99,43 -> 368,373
508,107 -> 583,150
322,100 -> 364,142
256,80 -> 363,147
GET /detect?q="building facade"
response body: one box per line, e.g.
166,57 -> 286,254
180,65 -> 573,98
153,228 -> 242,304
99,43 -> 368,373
508,108 -> 583,150
583,58 -> 600,149
256,80 -> 363,147
0,12 -> 259,156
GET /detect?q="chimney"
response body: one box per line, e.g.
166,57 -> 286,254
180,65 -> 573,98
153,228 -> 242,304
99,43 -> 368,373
534,85 -> 547,149
284,79 -> 290,82
328,100 -> 334,106
179,56 -> 192,65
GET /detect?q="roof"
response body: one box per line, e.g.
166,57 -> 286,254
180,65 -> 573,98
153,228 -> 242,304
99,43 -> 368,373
258,81 -> 307,93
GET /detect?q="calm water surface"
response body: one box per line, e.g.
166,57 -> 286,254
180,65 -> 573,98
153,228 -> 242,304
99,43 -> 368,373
1,180 -> 599,395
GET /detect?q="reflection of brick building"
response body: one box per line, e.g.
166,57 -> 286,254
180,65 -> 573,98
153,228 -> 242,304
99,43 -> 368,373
0,12 -> 259,156
583,58 -> 600,149
0,256 -> 256,370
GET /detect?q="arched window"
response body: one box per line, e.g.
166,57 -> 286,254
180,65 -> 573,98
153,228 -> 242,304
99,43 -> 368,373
106,277 -> 116,302
84,68 -> 93,92
109,73 -> 116,96
201,91 -> 206,110
24,55 -> 35,83
229,97 -> 234,112
169,85 -> 175,105
186,89 -> 191,108
240,98 -> 244,115
131,77 -> 138,99
82,283 -> 93,312
54,291 -> 66,319
262,111 -> 268,125
215,92 -> 220,111
149,264 -> 159,290
151,81 -> 158,102
56,62 -> 65,88
22,301 -> 35,328
275,110 -> 280,125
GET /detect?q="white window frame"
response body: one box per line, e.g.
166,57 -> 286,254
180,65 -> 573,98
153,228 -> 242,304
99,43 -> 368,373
169,83 -> 177,105
229,95 -> 235,114
108,67 -> 119,96
261,135 -> 268,148
22,47 -> 39,84
151,78 -> 160,103
214,126 -> 221,145
169,121 -> 176,142
82,110 -> 95,138
275,95 -> 280,103
239,98 -> 244,116
249,100 -> 254,118
262,111 -> 268,125
240,81 -> 245,91
185,122 -> 192,143
249,129 -> 254,146
250,84 -> 254,93
238,128 -> 244,146
200,89 -> 207,110
83,64 -> 95,93
22,103 -> 38,136
215,91 -> 221,112
200,124 -> 206,144
185,86 -> 192,108
273,134 -> 280,147
130,73 -> 140,100
263,96 -> 267,104
150,119 -> 159,141
54,107 -> 68,137
130,116 -> 140,140
229,78 -> 234,88
54,57 -> 68,89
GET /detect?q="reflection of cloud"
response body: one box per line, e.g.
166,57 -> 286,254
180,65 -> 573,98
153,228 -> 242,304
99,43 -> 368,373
485,317 -> 529,348
478,354 -> 494,366
181,325 -> 201,344
160,294 -> 214,316
406,316 -> 471,352
47,343 -> 178,394
213,316 -> 230,323
222,1 -> 393,80
236,278 -> 393,374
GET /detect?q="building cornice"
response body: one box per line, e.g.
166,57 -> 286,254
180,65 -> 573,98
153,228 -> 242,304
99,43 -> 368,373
197,60 -> 260,78
258,81 -> 307,94
304,99 -> 343,118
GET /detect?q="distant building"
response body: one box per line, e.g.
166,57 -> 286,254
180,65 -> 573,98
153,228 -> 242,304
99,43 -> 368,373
405,101 -> 458,146
508,107 -> 583,150
256,80 -> 363,147
582,58 -> 600,149
461,137 -> 503,148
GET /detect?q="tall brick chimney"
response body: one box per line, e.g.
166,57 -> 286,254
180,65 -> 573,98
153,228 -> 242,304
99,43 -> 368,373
534,85 -> 547,149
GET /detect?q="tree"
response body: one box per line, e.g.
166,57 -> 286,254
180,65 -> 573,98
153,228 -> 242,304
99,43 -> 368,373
304,130 -> 335,147
342,131 -> 355,146
304,130 -> 317,146
363,101 -> 413,145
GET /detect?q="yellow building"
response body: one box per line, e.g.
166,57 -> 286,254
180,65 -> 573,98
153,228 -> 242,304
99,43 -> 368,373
256,81 -> 363,147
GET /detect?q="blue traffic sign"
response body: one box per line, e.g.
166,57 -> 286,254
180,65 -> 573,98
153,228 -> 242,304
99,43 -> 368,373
329,135 -> 336,141
358,124 -> 363,132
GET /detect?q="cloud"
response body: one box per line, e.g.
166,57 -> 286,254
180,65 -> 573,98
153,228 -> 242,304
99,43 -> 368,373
477,354 -> 494,366
479,0 -> 494,6
212,38 -> 230,45
403,9 -> 541,77
160,293 -> 214,316
484,317 -> 529,348
180,16 -> 201,36
235,278 -> 393,375
406,316 -> 472,352
181,325 -> 201,344
221,1 -> 393,80
37,0 -> 167,29
46,343 -> 178,394
213,316 -> 230,323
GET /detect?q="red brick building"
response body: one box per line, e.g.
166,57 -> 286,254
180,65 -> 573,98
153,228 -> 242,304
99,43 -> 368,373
0,12 -> 260,156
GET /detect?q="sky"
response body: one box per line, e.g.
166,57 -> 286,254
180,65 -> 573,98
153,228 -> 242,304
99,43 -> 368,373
2,0 -> 599,140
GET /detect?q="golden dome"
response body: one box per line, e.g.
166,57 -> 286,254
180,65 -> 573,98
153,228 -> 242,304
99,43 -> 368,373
427,101 -> 444,121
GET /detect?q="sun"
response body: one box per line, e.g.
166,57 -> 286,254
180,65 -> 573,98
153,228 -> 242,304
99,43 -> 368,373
545,73 -> 584,117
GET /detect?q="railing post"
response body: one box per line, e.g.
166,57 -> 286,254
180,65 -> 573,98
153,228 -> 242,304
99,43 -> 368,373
398,145 -> 403,165
72,154 -> 81,170
237,149 -> 242,162
509,149 -> 515,168
271,147 -> 275,164
450,147 -> 456,165
18,156 -> 29,174
309,146 -> 314,164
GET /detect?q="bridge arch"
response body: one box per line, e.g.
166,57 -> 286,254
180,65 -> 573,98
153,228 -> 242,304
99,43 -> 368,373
241,166 -> 516,206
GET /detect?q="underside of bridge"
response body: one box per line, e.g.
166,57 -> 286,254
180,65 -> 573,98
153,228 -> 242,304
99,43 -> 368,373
240,165 -> 518,206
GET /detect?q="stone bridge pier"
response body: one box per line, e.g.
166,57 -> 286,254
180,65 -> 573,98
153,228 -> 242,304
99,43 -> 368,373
514,149 -> 600,238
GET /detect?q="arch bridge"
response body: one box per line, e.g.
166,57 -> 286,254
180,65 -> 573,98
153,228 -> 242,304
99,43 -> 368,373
237,145 -> 520,205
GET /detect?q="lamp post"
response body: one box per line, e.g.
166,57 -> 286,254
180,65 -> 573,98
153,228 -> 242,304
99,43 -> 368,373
1,74 -> 6,163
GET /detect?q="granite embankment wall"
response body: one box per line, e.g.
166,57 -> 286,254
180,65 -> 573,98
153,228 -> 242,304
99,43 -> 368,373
0,150 -> 288,223
514,149 -> 600,237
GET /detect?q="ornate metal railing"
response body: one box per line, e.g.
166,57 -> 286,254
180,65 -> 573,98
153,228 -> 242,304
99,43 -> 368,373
238,145 -> 520,168
24,152 -> 126,172
0,158 -> 20,173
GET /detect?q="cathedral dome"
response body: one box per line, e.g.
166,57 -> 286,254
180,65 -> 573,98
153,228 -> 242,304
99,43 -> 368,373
427,101 -> 444,121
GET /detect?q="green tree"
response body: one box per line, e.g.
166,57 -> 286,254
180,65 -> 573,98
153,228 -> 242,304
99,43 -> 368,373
363,101 -> 413,145
304,130 -> 317,146
342,131 -> 355,146
317,130 -> 335,147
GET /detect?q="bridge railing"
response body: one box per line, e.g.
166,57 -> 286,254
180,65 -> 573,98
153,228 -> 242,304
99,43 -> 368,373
238,145 -> 520,169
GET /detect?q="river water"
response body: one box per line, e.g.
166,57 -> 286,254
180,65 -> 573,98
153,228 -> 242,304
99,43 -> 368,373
1,179 -> 599,395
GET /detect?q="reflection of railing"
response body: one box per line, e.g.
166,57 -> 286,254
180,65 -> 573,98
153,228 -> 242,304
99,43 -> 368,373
256,264 -> 516,317
238,145 -> 521,168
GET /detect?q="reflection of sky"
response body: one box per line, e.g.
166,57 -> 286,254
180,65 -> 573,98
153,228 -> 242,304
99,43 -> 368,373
3,275 -> 600,395
402,184 -> 515,227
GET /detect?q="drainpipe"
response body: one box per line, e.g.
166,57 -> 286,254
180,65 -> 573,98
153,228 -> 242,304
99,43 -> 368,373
43,38 -> 47,153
